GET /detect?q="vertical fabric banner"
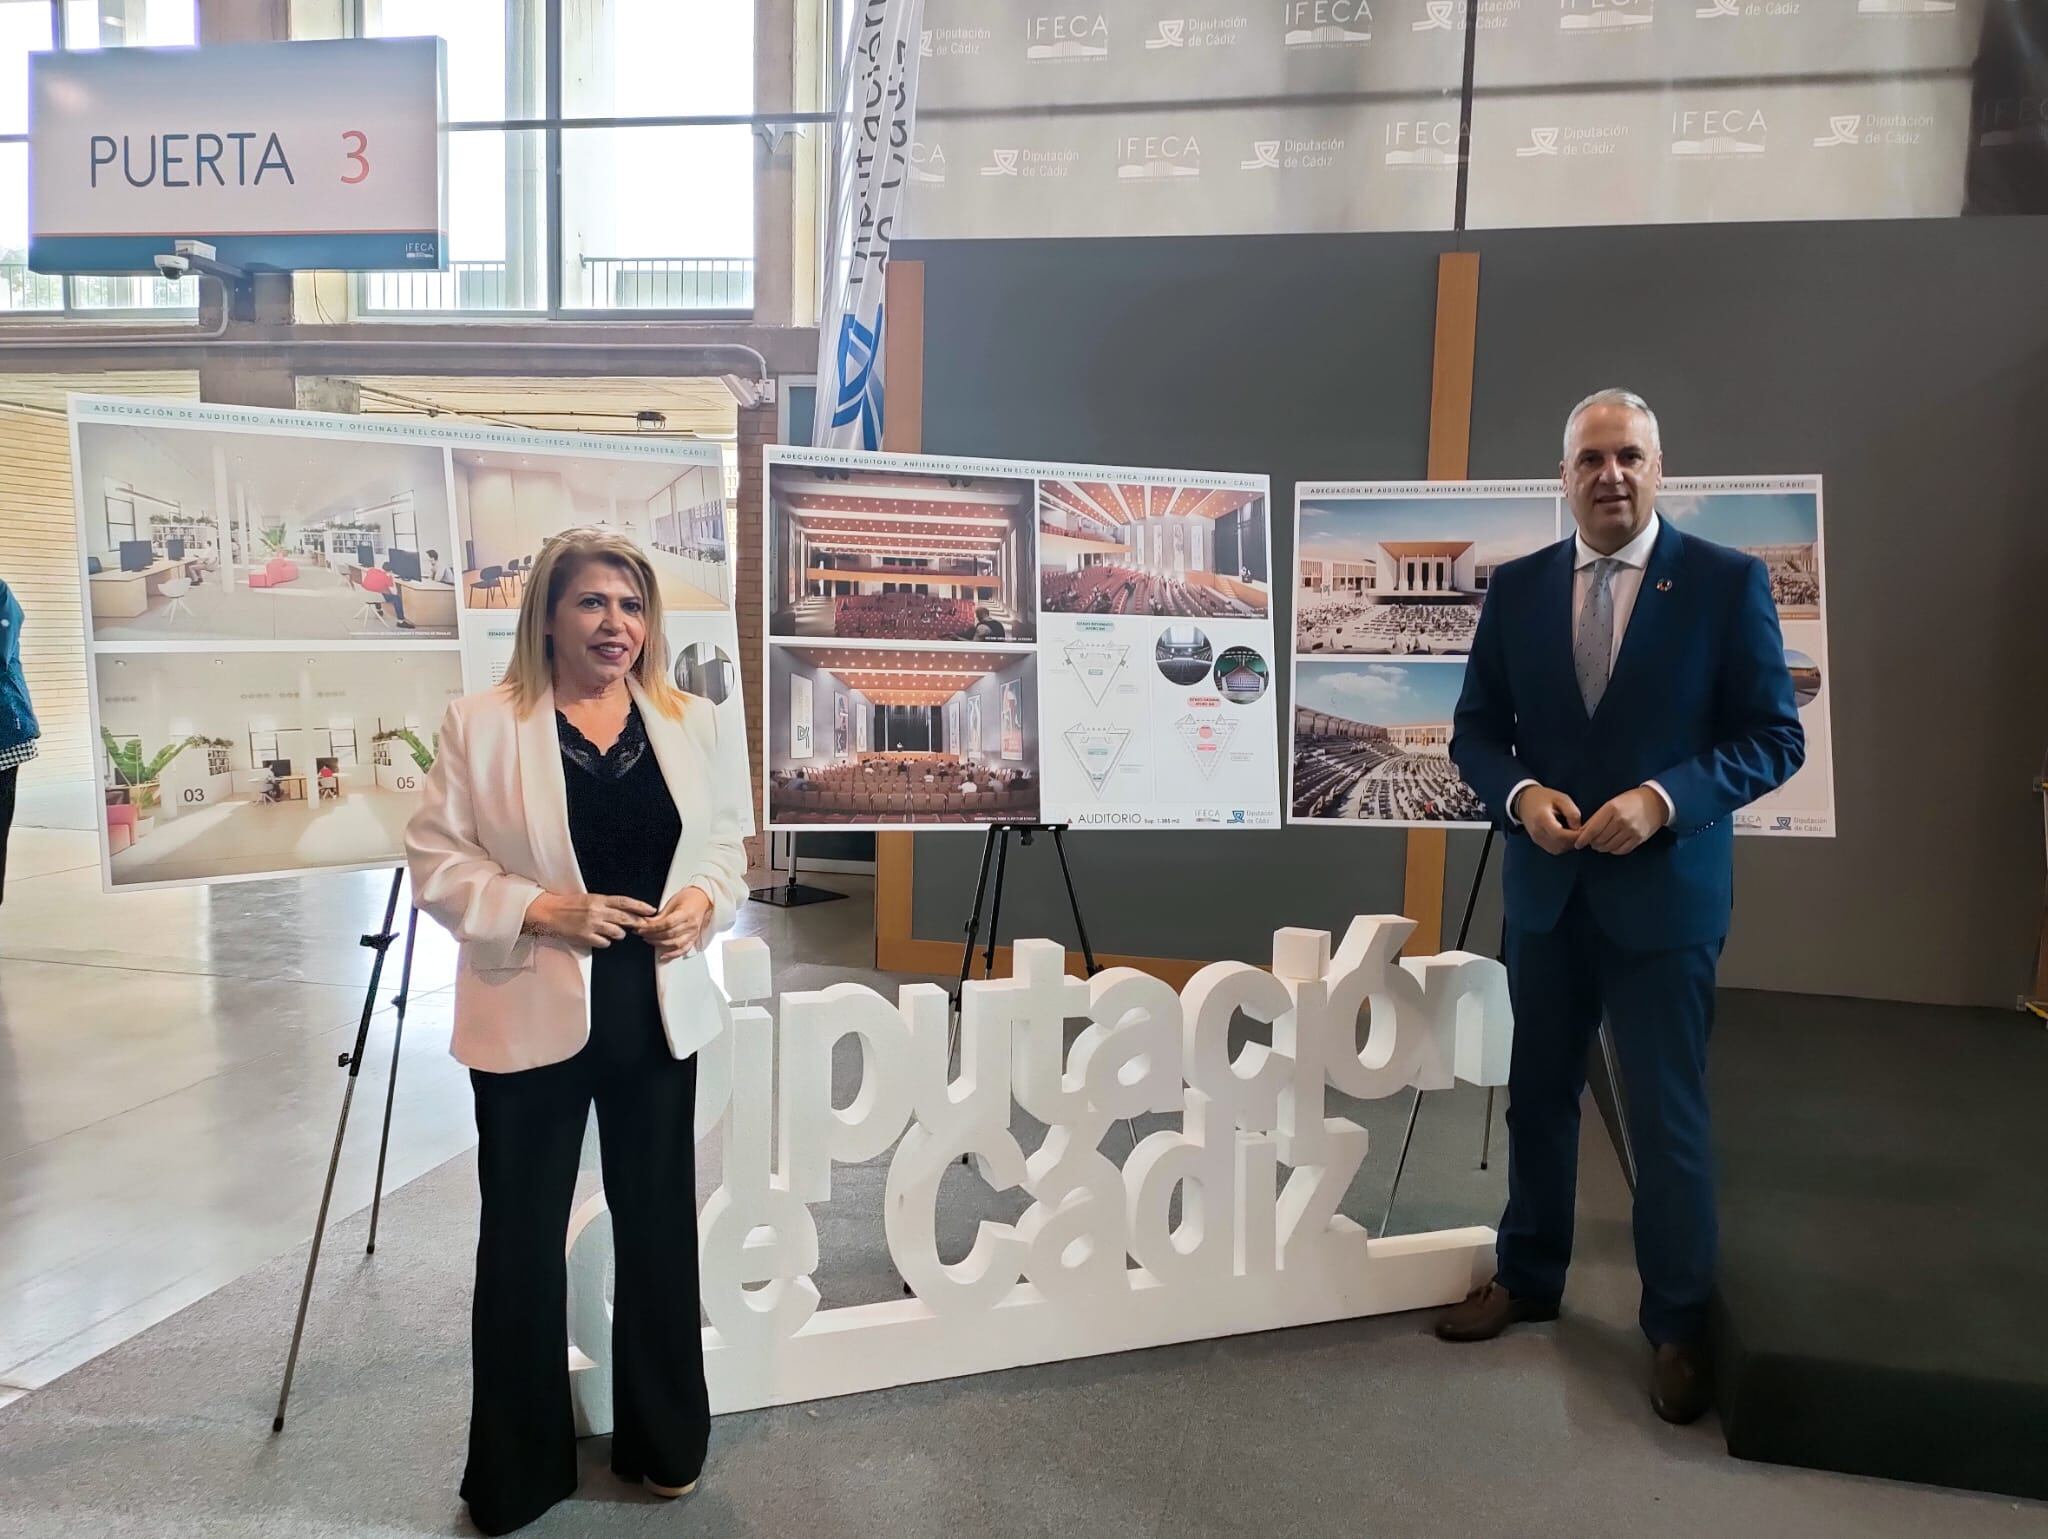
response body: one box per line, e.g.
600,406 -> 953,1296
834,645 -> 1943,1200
813,0 -> 926,451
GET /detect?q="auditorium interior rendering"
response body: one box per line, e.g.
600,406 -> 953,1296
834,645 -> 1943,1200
1039,479 -> 1269,618
767,645 -> 1039,825
74,423 -> 457,642
92,649 -> 461,887
768,464 -> 1036,642
453,448 -> 728,613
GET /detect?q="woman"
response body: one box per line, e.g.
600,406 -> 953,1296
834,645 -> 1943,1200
406,527 -> 750,1536
0,574 -> 40,905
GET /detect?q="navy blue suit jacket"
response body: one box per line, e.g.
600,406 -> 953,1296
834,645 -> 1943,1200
1450,522 -> 1804,951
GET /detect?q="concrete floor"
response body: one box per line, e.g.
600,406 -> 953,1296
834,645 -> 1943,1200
0,828 -> 872,1412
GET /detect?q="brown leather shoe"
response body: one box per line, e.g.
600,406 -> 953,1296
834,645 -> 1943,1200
1434,1278 -> 1561,1342
1651,1341 -> 1713,1424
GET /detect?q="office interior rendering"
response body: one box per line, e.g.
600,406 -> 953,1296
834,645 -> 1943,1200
452,449 -> 729,613
767,644 -> 1039,825
74,423 -> 458,641
93,649 -> 463,886
769,464 -> 1036,642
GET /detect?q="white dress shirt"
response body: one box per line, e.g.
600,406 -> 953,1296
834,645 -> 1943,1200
1507,511 -> 1675,828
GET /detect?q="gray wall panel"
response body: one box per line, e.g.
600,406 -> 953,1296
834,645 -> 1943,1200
901,218 -> 2048,1007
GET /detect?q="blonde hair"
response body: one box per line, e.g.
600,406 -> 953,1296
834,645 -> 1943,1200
501,526 -> 686,721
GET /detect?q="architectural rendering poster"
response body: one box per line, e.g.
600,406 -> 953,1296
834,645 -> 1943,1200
72,397 -> 750,891
765,445 -> 1280,830
1288,477 -> 1832,837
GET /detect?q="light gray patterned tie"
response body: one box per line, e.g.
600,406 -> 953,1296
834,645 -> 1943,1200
1575,557 -> 1620,716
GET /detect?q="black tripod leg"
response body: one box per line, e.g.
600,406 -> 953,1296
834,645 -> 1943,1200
1050,826 -> 1099,976
957,825 -> 1000,1005
273,867 -> 404,1433
1380,1087 -> 1425,1237
365,901 -> 422,1257
1595,1020 -> 1638,1193
983,826 -> 1011,982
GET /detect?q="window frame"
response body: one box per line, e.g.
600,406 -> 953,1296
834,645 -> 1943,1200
0,0 -> 202,320
351,0 -> 816,323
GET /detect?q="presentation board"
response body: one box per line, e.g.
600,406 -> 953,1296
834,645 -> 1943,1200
764,446 -> 1280,831
1287,477 -> 1834,837
72,397 -> 748,892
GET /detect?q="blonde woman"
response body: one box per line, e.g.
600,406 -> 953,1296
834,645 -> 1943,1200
406,527 -> 749,1535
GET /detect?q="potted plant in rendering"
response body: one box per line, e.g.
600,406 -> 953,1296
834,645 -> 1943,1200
101,729 -> 199,815
372,726 -> 437,773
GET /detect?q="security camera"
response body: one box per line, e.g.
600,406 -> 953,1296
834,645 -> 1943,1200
153,252 -> 190,279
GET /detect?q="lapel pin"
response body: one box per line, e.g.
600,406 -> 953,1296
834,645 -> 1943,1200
1656,579 -> 1673,592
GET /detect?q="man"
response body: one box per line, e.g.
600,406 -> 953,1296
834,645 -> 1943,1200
427,549 -> 456,585
970,605 -> 1007,641
1439,389 -> 1804,1424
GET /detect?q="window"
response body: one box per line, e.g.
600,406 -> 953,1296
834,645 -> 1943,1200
356,0 -> 758,318
0,0 -> 199,317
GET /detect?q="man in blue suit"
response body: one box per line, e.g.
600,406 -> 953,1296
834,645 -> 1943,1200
1436,390 -> 1804,1424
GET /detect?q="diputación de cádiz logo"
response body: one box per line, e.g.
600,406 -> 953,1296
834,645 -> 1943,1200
1413,1 -> 1459,32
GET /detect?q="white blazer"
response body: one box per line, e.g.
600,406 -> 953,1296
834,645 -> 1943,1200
405,676 -> 751,1073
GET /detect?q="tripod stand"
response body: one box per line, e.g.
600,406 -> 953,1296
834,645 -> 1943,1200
1378,827 -> 1640,1236
271,866 -> 422,1432
956,822 -> 1099,1006
952,823 -> 1140,1154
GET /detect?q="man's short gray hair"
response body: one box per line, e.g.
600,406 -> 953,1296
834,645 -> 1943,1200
1563,389 -> 1661,460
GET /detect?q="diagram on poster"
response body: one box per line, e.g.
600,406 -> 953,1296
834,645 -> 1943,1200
73,398 -> 752,892
1064,725 -> 1133,794
1286,478 -> 1835,837
1174,711 -> 1238,781
765,446 -> 1279,830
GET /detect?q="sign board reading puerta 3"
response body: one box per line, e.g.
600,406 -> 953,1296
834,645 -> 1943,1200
29,38 -> 446,274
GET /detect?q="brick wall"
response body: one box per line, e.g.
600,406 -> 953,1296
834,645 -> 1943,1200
736,400 -> 777,873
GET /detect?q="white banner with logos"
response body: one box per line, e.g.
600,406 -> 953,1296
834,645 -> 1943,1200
815,0 -> 928,450
764,445 -> 1281,831
1287,477 -> 1835,836
901,0 -> 2004,239
73,398 -> 750,892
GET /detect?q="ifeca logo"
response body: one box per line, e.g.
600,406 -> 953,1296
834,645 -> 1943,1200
1243,139 -> 1283,170
1384,117 -> 1462,168
1670,106 -> 1767,159
1025,12 -> 1110,60
1559,0 -> 1652,33
909,141 -> 948,184
1284,0 -> 1373,48
1118,132 -> 1203,181
1813,115 -> 1860,148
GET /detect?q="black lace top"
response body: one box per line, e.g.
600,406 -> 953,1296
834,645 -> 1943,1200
557,704 -> 682,1041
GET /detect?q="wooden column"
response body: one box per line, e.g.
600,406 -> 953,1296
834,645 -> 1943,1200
873,261 -> 925,968
1401,251 -> 1483,955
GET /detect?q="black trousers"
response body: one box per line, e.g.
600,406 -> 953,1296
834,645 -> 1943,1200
463,1011 -> 708,1536
0,764 -> 17,906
